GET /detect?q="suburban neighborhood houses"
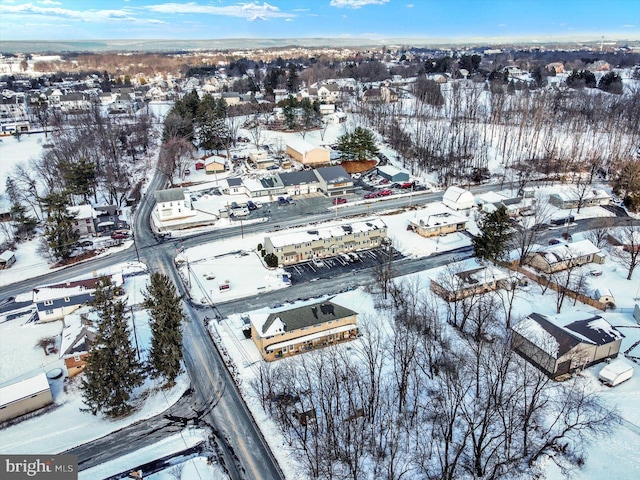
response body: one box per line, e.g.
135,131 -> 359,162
0,33 -> 639,480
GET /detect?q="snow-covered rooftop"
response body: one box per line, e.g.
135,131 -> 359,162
267,217 -> 386,248
0,372 -> 50,407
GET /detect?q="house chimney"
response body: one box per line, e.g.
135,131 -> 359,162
311,307 -> 318,319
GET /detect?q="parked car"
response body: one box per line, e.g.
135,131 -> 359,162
379,178 -> 390,184
278,196 -> 288,205
400,182 -> 415,189
183,169 -> 190,176
364,192 -> 379,199
333,197 -> 347,205
111,232 -> 128,240
379,189 -> 393,196
247,200 -> 258,211
548,239 -> 561,245
414,184 -> 428,191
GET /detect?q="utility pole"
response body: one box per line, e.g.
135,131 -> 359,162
130,306 -> 140,360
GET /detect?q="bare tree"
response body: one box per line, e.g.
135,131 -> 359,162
610,222 -> 640,280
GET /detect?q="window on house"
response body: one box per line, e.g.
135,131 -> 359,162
45,309 -> 53,315
74,355 -> 81,362
44,300 -> 53,306
64,297 -> 70,302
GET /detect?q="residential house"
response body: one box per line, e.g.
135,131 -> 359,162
59,311 -> 96,377
475,191 -> 527,216
511,312 -> 624,378
548,189 -> 610,209
0,121 -> 30,136
279,170 -> 321,196
286,138 -> 330,166
68,204 -> 97,237
362,88 -> 382,103
93,205 -> 128,235
442,186 -> 474,210
380,84 -> 400,103
221,92 -> 242,106
59,92 -> 92,113
313,166 -> 355,197
250,299 -> 358,361
263,218 -> 387,266
33,273 -> 124,322
407,205 -> 468,238
224,177 -> 246,195
317,83 -> 341,103
0,373 -> 53,423
525,239 -> 602,273
430,261 -> 511,302
154,188 -> 197,222
377,165 -> 410,183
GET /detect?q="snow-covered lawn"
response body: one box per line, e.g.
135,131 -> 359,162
0,263 -> 190,457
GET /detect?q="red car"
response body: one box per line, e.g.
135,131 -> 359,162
400,182 -> 415,189
364,192 -> 379,199
379,189 -> 393,196
333,197 -> 347,205
379,178 -> 390,184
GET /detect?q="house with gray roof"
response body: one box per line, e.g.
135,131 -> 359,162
279,170 -> 321,196
154,187 -> 197,222
511,311 -> 624,378
250,299 -> 358,361
313,166 -> 355,197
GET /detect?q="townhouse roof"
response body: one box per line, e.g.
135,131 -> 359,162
254,299 -> 357,337
267,217 -> 386,249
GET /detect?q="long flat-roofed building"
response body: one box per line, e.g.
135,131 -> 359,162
263,218 -> 387,266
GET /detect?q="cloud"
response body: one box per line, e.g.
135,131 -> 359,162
329,0 -> 390,8
406,3 -> 414,7
622,24 -> 635,28
146,2 -> 292,20
38,0 -> 62,5
498,23 -> 506,27
0,2 -> 180,25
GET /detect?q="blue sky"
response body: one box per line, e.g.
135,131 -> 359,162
0,0 -> 638,42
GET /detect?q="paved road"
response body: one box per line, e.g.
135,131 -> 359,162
2,179 -> 638,479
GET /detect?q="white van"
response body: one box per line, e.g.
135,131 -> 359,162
598,359 -> 634,387
231,206 -> 250,217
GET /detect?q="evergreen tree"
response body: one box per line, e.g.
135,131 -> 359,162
142,273 -> 186,387
472,205 -> 514,264
598,71 -> 623,94
42,191 -> 79,261
62,157 -> 96,203
82,277 -> 144,417
337,127 -> 379,162
10,203 -> 37,240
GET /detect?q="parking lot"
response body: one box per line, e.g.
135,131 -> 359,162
284,246 -> 404,283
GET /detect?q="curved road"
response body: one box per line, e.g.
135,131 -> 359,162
1,177 -> 638,479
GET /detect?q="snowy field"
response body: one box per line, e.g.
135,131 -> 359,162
210,227 -> 640,480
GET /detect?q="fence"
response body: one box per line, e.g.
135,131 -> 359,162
506,261 -> 608,311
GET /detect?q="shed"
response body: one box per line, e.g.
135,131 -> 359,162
204,156 -> 226,174
377,165 -> 410,182
0,373 -> 53,422
0,250 -> 16,269
442,186 -> 474,210
594,288 -> 615,308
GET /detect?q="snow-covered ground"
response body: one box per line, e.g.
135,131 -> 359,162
0,262 -> 191,461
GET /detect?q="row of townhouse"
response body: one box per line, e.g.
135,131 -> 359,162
263,218 -> 388,266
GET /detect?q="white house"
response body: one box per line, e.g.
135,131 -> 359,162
68,204 -> 97,237
33,273 -> 124,322
154,188 -> 197,222
442,186 -> 474,210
